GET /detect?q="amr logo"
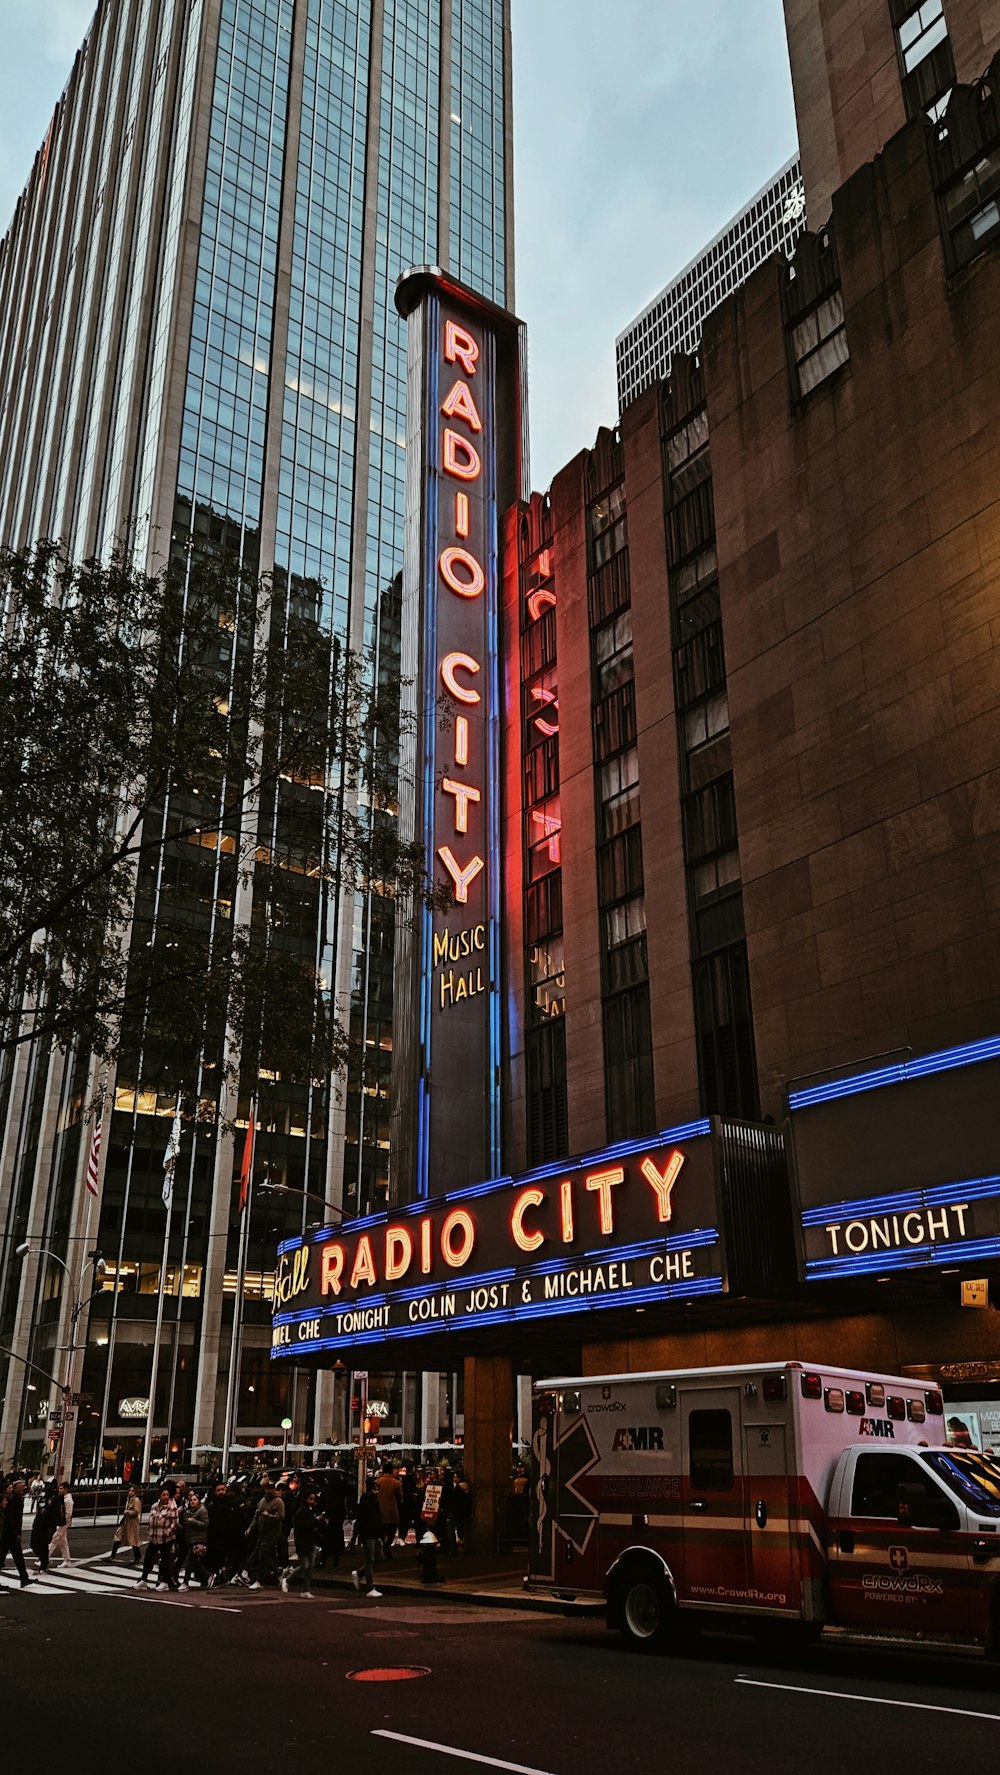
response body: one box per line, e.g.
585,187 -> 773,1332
611,1426 -> 665,1452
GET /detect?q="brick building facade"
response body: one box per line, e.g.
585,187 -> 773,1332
501,35 -> 1000,1397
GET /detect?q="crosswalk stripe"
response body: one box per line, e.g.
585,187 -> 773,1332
0,1573 -> 78,1594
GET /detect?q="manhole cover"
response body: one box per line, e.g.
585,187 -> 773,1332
346,1666 -> 431,1683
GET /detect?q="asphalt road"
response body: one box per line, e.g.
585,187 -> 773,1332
3,1573 -> 1000,1772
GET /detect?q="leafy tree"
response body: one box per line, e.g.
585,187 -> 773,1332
0,539 -> 429,1107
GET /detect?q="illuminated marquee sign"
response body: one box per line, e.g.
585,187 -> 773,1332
394,270 -> 524,1198
789,1035 -> 1000,1281
270,1120 -> 725,1359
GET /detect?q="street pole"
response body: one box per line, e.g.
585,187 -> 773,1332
12,1241 -> 105,1484
0,1346 -> 66,1473
140,1192 -> 173,1483
357,1370 -> 369,1501
221,1155 -> 253,1478
141,1096 -> 182,1484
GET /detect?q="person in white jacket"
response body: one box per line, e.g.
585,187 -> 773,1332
48,1484 -> 74,1565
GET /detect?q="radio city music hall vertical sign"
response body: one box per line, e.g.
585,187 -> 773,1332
393,269 -> 527,1198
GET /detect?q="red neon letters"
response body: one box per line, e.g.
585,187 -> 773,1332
315,1144 -> 689,1300
436,313 -> 486,917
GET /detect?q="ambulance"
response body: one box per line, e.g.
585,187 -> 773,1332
527,1361 -> 1000,1658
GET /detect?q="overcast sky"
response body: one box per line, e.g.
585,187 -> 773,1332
0,0 -> 797,488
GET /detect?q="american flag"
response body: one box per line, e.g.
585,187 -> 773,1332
84,1117 -> 103,1197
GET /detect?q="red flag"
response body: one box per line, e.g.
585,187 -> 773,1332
85,1117 -> 102,1197
238,1103 -> 256,1213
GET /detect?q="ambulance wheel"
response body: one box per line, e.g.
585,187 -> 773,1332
616,1568 -> 674,1651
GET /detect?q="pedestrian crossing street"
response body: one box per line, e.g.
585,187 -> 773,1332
0,1556 -> 239,1603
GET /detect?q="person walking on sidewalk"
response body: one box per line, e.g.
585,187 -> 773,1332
351,1478 -> 384,1597
239,1477 -> 284,1589
206,1482 -> 241,1585
110,1485 -> 143,1566
137,1487 -> 179,1590
0,1479 -> 34,1587
30,1486 -> 57,1572
281,1490 -> 321,1595
375,1462 -> 403,1558
48,1483 -> 74,1566
179,1491 -> 211,1590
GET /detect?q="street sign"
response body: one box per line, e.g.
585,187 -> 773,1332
71,1391 -> 93,1406
962,1277 -> 989,1309
49,1411 -> 62,1425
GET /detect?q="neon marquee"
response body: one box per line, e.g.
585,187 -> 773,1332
270,1121 -> 726,1358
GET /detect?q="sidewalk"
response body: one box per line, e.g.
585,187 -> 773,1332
313,1544 -> 600,1614
61,1521 -> 589,1614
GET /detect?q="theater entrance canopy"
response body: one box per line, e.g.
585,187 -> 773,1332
269,1118 -> 790,1374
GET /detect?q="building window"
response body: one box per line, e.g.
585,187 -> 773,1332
603,984 -> 655,1141
665,408 -> 710,500
683,776 -> 739,863
599,745 -> 641,838
790,287 -> 849,396
691,848 -> 741,911
674,620 -> 726,709
525,870 -> 562,946
893,0 -> 955,119
527,936 -> 566,1023
671,547 -> 720,642
941,147 -> 1000,267
597,825 -> 644,905
587,482 -> 627,571
526,794 -> 562,880
683,690 -> 729,756
592,608 -> 633,699
692,944 -> 758,1118
896,0 -> 947,74
602,894 -> 648,993
525,1020 -> 568,1165
593,681 -> 637,762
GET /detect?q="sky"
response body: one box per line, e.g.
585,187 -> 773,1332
0,0 -> 798,489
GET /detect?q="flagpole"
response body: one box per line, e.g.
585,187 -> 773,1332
140,1095 -> 181,1484
221,1097 -> 255,1479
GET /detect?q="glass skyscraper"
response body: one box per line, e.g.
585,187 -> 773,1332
0,0 -> 513,1474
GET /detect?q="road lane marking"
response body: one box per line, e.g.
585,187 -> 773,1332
735,1677 -> 1000,1722
372,1731 -> 556,1773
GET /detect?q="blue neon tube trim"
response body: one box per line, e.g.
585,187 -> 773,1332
270,1273 -> 726,1357
801,1172 -> 1000,1226
272,1226 -> 722,1325
806,1233 -> 1000,1281
789,1033 -> 1000,1110
275,1119 -> 715,1254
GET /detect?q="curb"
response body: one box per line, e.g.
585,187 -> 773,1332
312,1571 -> 603,1616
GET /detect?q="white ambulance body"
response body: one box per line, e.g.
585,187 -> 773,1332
527,1360 -> 1000,1656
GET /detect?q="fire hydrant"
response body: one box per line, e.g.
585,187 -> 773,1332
417,1530 -> 440,1584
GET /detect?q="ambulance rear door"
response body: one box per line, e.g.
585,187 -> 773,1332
680,1386 -> 748,1605
743,1418 -> 799,1614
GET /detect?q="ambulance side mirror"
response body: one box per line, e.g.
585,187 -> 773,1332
896,1482 -> 958,1531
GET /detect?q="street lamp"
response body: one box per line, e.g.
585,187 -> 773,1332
280,1415 -> 293,1466
257,1180 -> 343,1222
13,1241 -> 106,1483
